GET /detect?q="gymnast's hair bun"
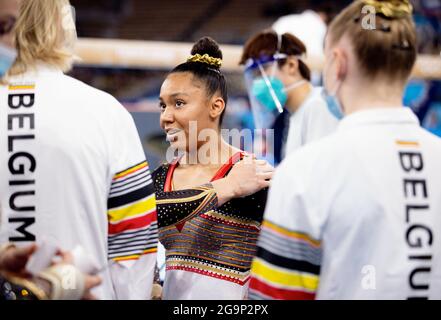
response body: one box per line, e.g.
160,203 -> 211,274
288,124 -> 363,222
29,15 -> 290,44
191,37 -> 223,69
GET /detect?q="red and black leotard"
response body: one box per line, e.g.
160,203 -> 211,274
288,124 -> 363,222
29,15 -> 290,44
152,152 -> 267,286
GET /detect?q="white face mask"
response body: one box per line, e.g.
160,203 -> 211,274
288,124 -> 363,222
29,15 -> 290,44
322,55 -> 345,120
0,43 -> 17,78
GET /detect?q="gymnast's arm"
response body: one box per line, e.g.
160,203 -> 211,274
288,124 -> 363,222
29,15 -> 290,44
153,157 -> 274,228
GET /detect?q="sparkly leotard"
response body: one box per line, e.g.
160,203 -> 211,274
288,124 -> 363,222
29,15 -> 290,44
152,152 -> 267,299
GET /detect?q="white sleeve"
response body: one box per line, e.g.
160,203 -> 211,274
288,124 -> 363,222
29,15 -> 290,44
262,155 -> 326,241
109,254 -> 156,300
249,153 -> 326,299
106,102 -> 158,300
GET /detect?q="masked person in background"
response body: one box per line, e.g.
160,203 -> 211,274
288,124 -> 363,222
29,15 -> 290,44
0,0 -> 158,299
249,0 -> 441,300
240,30 -> 339,161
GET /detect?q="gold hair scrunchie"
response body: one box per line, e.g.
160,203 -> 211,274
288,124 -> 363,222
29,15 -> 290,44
187,54 -> 222,68
362,0 -> 413,18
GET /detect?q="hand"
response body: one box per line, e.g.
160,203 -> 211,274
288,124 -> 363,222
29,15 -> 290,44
0,245 -> 101,300
227,155 -> 274,197
0,244 -> 36,276
81,274 -> 102,300
54,251 -> 102,300
212,155 -> 274,206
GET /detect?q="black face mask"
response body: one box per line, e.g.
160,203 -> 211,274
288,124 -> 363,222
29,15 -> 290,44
0,16 -> 16,37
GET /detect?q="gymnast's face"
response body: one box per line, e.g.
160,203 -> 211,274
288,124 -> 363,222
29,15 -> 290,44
159,72 -> 218,152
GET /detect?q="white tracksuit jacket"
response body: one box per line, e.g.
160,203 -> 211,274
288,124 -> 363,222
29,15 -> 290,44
0,64 -> 158,299
250,108 -> 441,300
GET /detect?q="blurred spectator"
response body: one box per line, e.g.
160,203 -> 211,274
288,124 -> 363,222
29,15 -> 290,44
423,102 -> 441,136
413,0 -> 441,53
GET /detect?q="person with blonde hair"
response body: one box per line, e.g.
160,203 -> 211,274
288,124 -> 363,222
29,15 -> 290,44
0,0 -> 158,299
7,0 -> 77,76
0,0 -> 102,300
249,0 -> 441,299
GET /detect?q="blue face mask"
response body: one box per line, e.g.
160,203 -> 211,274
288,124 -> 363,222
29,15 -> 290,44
0,44 -> 17,78
251,77 -> 287,112
322,87 -> 344,120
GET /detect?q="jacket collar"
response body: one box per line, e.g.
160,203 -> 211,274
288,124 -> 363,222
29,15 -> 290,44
338,107 -> 420,131
7,62 -> 63,81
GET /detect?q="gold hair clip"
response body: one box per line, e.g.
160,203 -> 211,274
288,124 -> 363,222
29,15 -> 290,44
362,0 -> 413,18
187,54 -> 222,68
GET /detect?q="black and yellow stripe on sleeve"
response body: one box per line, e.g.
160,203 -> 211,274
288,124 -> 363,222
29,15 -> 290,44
107,161 -> 158,262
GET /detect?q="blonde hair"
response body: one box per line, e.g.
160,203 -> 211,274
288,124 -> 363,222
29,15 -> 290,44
328,0 -> 417,83
9,0 -> 76,76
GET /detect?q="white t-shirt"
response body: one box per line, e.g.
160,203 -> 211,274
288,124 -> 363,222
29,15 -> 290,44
0,64 -> 158,299
284,87 -> 339,157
